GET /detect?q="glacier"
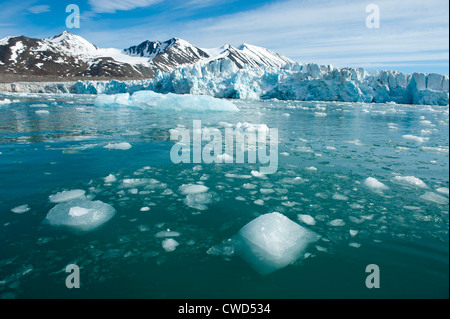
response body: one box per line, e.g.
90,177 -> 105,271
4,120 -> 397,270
0,60 -> 448,106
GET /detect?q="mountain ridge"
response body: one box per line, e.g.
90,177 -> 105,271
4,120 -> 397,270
0,31 -> 294,79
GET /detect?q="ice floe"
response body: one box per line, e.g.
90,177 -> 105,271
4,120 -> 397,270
44,199 -> 116,232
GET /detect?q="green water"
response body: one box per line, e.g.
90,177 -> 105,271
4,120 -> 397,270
0,94 -> 448,298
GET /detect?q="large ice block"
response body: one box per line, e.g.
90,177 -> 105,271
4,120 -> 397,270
234,212 -> 320,275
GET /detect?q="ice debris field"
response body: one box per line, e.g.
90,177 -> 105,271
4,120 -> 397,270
0,92 -> 448,298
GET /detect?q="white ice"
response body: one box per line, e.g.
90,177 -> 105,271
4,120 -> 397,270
49,189 -> 86,203
179,184 -> 209,195
364,177 -> 389,193
162,238 -> 179,252
103,142 -> 132,150
420,192 -> 449,205
45,199 -> 116,232
95,91 -> 239,112
104,174 -> 117,183
297,214 -> 316,226
391,176 -> 428,189
402,135 -> 429,143
233,212 -> 320,275
11,204 -> 30,214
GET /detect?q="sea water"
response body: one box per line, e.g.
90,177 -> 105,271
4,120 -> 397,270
0,93 -> 448,298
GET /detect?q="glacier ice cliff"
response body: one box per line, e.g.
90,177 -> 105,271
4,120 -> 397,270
1,60 -> 448,106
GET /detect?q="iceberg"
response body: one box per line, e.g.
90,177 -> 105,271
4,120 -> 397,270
233,212 -> 320,275
95,90 -> 239,112
44,199 -> 116,232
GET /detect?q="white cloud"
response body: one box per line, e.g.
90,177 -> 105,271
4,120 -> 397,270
28,5 -> 50,14
89,0 -> 163,13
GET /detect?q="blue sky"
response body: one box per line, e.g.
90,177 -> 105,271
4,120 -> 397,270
0,0 -> 448,75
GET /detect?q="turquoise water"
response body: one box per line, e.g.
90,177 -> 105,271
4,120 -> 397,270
0,93 -> 448,299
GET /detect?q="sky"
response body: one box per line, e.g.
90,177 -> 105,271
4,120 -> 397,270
0,0 -> 448,75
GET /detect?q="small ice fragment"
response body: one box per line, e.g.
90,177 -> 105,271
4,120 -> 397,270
436,187 -> 449,195
349,242 -> 361,248
103,142 -> 132,150
364,177 -> 389,193
155,231 -> 181,238
253,199 -> 264,206
49,189 -> 86,203
314,112 -> 327,117
297,214 -> 316,226
280,152 -> 289,156
215,153 -> 233,162
420,192 -> 449,205
179,184 -> 208,195
391,176 -> 428,189
162,238 -> 179,252
332,194 -> 349,201
402,135 -> 429,143
35,110 -> 49,115
328,219 -> 346,227
350,230 -> 359,237
11,204 -> 30,214
251,170 -> 267,178
104,174 -> 117,183
140,207 -> 150,212
305,166 -> 317,172
326,146 -> 337,151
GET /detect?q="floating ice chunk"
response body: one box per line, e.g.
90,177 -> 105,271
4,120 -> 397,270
242,183 -> 257,190
179,184 -> 208,195
391,176 -> 428,189
44,199 -> 115,232
305,166 -> 317,172
420,146 -> 449,154
364,177 -> 389,193
162,238 -> 179,252
349,230 -> 359,237
103,142 -> 132,150
349,242 -> 361,248
402,135 -> 429,143
326,146 -> 337,151
436,187 -> 449,196
280,152 -> 289,156
420,192 -> 449,205
0,98 -> 11,105
260,188 -> 275,194
233,212 -> 320,275
140,207 -> 150,212
253,199 -> 264,206
49,189 -> 86,203
328,219 -> 346,227
184,192 -> 217,210
104,174 -> 117,183
215,153 -> 233,162
96,91 -> 239,112
251,170 -> 267,179
332,194 -> 349,201
155,230 -> 181,238
94,93 -> 132,108
35,110 -> 49,115
11,204 -> 30,214
225,173 -> 252,179
314,112 -> 327,117
297,214 -> 316,226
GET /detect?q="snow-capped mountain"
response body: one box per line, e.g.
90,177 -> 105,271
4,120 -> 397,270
0,31 -> 294,79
